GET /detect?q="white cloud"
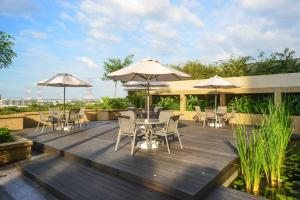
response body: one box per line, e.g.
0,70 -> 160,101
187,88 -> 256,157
60,12 -> 74,21
20,30 -> 47,39
73,0 -> 203,50
87,29 -> 120,43
79,56 -> 98,68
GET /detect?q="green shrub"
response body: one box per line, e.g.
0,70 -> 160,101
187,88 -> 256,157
0,128 -> 15,143
228,95 -> 272,114
154,96 -> 180,110
282,93 -> 300,116
127,91 -> 146,109
186,95 -> 215,111
99,97 -> 129,109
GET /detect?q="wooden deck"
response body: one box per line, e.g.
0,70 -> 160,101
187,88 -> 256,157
16,120 -> 255,200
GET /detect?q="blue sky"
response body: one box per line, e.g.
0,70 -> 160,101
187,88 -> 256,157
1,0 -> 300,100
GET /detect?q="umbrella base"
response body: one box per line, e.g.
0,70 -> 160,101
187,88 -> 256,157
208,122 -> 223,128
138,140 -> 159,149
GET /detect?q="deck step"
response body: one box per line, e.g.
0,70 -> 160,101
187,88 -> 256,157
19,154 -> 174,200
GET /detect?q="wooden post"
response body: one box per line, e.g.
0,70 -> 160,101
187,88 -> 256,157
220,93 -> 227,106
180,93 -> 186,112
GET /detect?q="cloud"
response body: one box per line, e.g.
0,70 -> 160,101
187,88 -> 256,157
73,0 -> 203,49
60,12 -> 74,21
79,56 -> 98,68
20,30 -> 47,39
0,0 -> 37,18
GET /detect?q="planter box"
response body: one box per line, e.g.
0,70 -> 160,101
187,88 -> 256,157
97,109 -> 127,120
0,136 -> 33,165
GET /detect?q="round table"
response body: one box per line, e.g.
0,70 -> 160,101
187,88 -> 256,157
135,119 -> 166,149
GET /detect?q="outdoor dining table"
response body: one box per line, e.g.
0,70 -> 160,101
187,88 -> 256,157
135,119 -> 166,149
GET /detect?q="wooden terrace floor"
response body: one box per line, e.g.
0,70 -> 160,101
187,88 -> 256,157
16,120 -> 254,200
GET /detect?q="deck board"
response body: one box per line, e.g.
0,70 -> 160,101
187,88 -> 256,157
18,120 -> 244,199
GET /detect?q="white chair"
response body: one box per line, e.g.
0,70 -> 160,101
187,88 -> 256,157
115,115 -> 145,155
65,109 -> 80,132
36,111 -> 52,133
203,108 -> 216,127
79,107 -> 87,127
152,115 -> 183,154
193,106 -> 205,125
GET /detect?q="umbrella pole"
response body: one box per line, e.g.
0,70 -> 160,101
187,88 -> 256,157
147,82 -> 150,120
215,88 -> 217,128
63,87 -> 66,116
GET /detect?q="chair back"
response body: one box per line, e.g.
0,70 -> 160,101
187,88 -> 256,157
158,111 -> 173,123
117,115 -> 134,135
230,108 -> 236,118
79,107 -> 86,118
38,111 -> 47,121
119,110 -> 136,122
68,109 -> 80,122
49,107 -> 61,119
217,106 -> 227,114
155,107 -> 163,119
205,108 -> 215,119
166,115 -> 180,133
195,106 -> 201,114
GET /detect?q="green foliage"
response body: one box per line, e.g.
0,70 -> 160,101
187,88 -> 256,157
228,95 -> 272,114
154,96 -> 180,110
0,128 -> 15,143
99,97 -> 129,109
102,54 -> 134,97
235,100 -> 293,194
235,126 -> 265,193
249,48 -> 300,75
0,31 -> 17,69
186,95 -> 215,111
260,101 -> 293,186
127,91 -> 146,108
282,93 -> 300,116
176,48 -> 300,79
186,95 -> 199,111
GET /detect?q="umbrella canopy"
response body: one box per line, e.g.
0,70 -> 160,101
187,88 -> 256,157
37,73 -> 92,114
194,75 -> 239,127
108,58 -> 190,82
37,73 -> 92,87
123,81 -> 169,87
108,58 -> 190,119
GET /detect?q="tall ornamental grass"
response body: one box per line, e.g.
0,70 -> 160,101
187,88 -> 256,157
260,101 -> 293,186
235,126 -> 264,193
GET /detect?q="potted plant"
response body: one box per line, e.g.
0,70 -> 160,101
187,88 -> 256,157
0,128 -> 32,165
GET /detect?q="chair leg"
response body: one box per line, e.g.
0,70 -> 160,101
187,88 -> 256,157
36,122 -> 40,132
131,132 -> 137,155
41,123 -> 45,133
165,135 -> 171,154
115,130 -> 121,152
177,130 -> 183,149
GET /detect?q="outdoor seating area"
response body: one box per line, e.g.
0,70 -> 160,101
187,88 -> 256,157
36,107 -> 86,133
16,120 -> 241,200
193,106 -> 236,128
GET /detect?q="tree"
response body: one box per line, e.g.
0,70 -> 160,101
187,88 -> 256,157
0,31 -> 17,69
102,55 -> 134,97
250,48 -> 300,75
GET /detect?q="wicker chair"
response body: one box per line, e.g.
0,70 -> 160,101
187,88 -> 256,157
115,115 -> 145,155
36,111 -> 52,133
65,109 -> 80,132
152,115 -> 183,154
203,108 -> 216,127
193,106 -> 205,125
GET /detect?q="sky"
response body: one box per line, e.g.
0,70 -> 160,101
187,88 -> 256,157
0,0 -> 300,100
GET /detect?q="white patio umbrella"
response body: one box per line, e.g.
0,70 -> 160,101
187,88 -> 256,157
108,58 -> 190,119
37,73 -> 92,114
194,75 -> 239,127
